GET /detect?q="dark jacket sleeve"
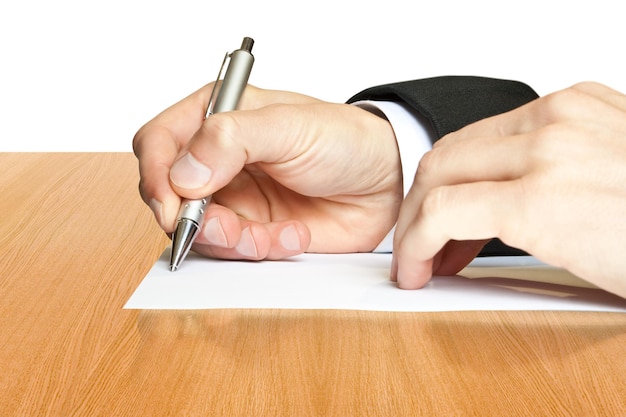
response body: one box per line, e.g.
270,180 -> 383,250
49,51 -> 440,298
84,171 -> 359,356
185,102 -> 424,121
347,76 -> 539,139
348,76 -> 539,257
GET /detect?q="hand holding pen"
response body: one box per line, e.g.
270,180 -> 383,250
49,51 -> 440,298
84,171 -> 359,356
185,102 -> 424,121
133,42 -> 403,270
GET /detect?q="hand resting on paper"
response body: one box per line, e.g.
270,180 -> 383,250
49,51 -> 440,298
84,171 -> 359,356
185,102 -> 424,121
391,82 -> 626,298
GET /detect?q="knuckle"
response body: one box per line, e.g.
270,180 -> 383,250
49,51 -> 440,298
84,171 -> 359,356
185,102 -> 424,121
528,121 -> 585,162
419,186 -> 447,222
569,81 -> 604,94
137,179 -> 148,203
541,89 -> 578,118
201,113 -> 240,148
416,148 -> 440,178
540,85 -> 599,122
131,124 -> 151,156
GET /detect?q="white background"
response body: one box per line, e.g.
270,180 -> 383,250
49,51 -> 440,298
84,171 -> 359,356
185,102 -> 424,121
1,0 -> 624,151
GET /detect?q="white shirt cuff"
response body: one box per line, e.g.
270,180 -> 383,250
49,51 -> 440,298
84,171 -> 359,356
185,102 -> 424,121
352,100 -> 436,252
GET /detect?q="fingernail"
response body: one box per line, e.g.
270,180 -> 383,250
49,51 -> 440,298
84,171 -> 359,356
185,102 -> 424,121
203,217 -> 228,247
279,225 -> 301,251
170,153 -> 212,189
235,227 -> 258,258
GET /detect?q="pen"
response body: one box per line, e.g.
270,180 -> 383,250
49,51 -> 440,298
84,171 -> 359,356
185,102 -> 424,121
169,37 -> 255,271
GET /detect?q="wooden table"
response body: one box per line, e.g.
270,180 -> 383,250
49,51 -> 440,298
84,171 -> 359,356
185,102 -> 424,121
2,153 -> 625,416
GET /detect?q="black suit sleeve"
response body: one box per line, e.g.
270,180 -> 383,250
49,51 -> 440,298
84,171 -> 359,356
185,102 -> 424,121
348,76 -> 539,138
347,76 -> 539,257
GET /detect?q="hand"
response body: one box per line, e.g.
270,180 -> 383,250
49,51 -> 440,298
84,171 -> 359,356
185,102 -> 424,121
392,81 -> 626,298
133,84 -> 402,260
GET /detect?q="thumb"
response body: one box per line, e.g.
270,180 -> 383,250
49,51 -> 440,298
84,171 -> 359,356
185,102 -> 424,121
168,106 -> 304,199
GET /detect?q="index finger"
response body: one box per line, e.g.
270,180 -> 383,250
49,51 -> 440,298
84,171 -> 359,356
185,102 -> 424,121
132,85 -> 213,230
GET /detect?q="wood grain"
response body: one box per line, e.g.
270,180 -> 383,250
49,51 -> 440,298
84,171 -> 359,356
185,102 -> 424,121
1,153 -> 625,416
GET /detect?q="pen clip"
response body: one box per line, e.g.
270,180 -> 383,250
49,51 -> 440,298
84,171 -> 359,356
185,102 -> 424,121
205,51 -> 232,118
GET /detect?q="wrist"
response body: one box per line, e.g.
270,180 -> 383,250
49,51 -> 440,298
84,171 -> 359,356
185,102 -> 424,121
352,100 -> 435,252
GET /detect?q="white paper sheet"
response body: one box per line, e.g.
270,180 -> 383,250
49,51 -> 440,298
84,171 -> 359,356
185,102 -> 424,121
124,249 -> 626,312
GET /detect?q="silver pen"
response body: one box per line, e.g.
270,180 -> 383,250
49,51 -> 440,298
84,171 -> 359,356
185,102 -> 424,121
169,37 -> 255,271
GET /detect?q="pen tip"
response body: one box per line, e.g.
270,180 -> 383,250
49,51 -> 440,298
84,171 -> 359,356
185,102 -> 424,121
169,218 -> 200,273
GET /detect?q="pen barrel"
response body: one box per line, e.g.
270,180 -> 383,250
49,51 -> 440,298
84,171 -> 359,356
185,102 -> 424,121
169,37 -> 255,271
176,197 -> 210,224
212,47 -> 255,113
